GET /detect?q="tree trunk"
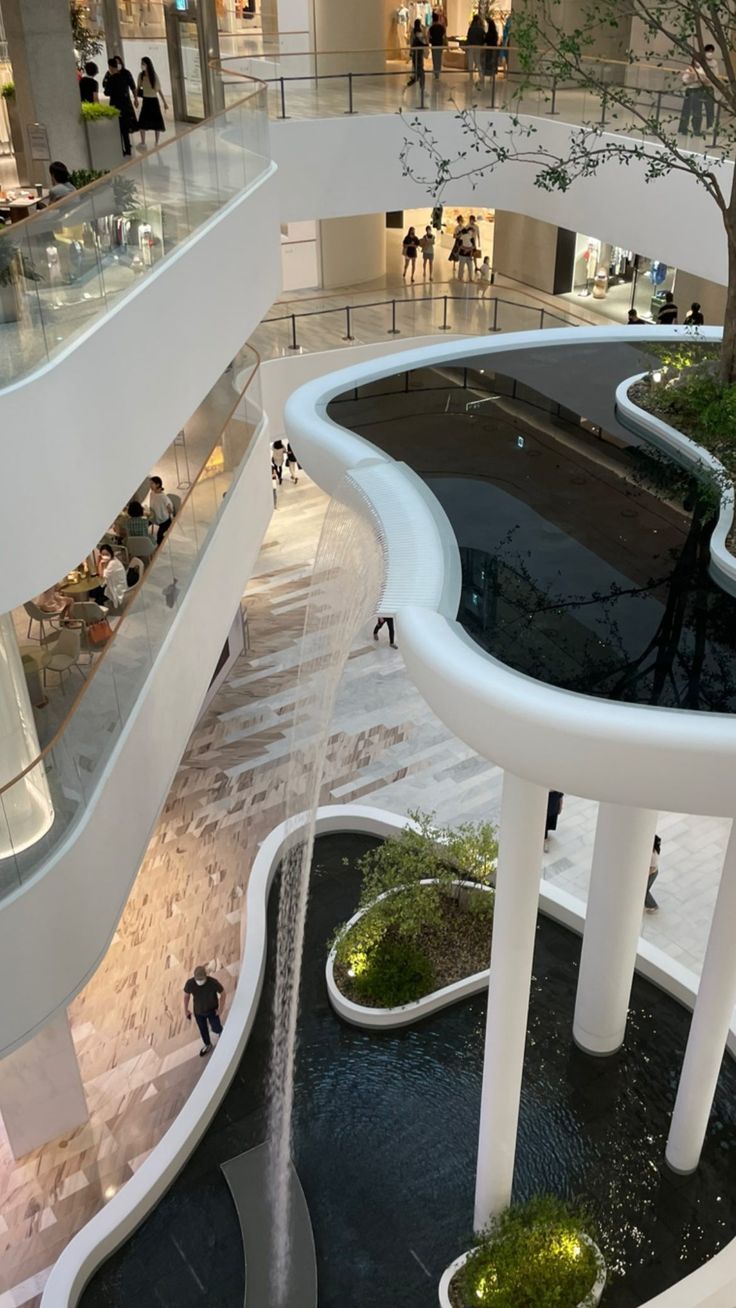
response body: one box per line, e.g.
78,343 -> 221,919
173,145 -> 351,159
719,173 -> 736,386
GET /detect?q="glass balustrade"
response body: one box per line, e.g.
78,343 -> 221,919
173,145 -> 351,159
0,73 -> 269,388
0,353 -> 263,896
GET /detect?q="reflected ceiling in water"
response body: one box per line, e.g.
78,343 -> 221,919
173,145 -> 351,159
328,342 -> 736,714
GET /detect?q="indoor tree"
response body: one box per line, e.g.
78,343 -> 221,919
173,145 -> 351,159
400,0 -> 736,384
69,1 -> 103,69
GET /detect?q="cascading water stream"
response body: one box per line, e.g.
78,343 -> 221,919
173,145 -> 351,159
265,482 -> 385,1304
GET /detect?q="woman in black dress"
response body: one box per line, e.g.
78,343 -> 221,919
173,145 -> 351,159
103,56 -> 138,157
136,57 -> 168,149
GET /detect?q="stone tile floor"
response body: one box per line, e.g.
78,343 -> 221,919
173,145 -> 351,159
0,472 -> 730,1306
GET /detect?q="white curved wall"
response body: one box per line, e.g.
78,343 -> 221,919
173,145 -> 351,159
0,167 -> 281,614
271,114 -> 728,287
284,325 -> 736,818
0,427 -> 272,1058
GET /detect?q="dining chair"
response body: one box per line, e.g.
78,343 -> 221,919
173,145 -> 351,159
24,600 -> 61,645
42,625 -> 85,691
125,536 -> 155,564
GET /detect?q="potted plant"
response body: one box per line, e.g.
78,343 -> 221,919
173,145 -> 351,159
442,1196 -> 606,1308
0,233 -> 42,324
81,102 -> 122,172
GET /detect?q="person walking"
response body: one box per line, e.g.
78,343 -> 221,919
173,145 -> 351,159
407,19 -> 427,93
448,214 -> 464,276
271,438 -> 286,483
420,225 -> 436,280
657,291 -> 678,324
468,214 -> 482,268
627,308 -> 646,324
79,61 -> 100,103
103,55 -> 139,157
373,616 -> 397,648
478,255 -> 493,295
645,835 -> 661,913
184,965 -> 226,1056
466,13 -> 486,89
678,43 -> 719,136
428,11 -> 447,80
136,57 -> 168,149
544,790 -> 564,852
286,443 -> 299,482
402,225 -> 420,281
484,18 -> 499,81
148,475 -> 174,544
685,301 -> 704,325
456,224 -> 476,282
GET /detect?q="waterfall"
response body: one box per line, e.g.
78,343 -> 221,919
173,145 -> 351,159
266,483 -> 385,1304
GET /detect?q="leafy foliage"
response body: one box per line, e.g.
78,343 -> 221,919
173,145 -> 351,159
455,1196 -> 600,1308
0,82 -> 14,100
332,811 -> 497,963
350,935 -> 434,1007
69,2 -> 103,68
81,102 -> 119,121
69,168 -> 108,189
399,0 -> 736,382
633,362 -> 736,502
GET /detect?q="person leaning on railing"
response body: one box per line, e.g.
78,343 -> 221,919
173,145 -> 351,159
678,44 -> 720,137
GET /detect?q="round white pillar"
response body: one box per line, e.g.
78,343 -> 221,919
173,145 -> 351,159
666,819 -> 736,1174
474,771 -> 547,1230
0,613 -> 54,861
573,803 -> 658,1055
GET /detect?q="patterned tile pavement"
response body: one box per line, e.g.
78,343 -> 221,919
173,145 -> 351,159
0,472 -> 730,1305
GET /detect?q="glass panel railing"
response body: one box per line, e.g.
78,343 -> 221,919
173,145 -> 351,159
0,350 -> 263,893
221,47 -> 735,153
0,68 -> 269,389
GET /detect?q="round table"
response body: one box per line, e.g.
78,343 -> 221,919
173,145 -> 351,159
60,575 -> 100,596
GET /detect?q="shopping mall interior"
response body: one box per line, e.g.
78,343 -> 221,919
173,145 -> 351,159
0,1 -> 736,1306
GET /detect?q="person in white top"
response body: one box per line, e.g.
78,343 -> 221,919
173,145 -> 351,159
148,475 -> 174,544
477,255 -> 494,296
91,544 -> 128,610
645,834 -> 661,913
679,43 -> 720,136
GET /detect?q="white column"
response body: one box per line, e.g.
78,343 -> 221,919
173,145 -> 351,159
474,772 -> 547,1229
666,820 -> 736,1174
573,803 -> 657,1055
3,0 -> 88,184
0,1010 -> 88,1159
0,613 -> 54,860
319,214 -> 386,289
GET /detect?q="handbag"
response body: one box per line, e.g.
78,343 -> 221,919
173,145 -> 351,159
88,619 -> 113,646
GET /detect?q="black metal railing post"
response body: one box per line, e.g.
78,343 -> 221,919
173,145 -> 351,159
278,76 -> 289,119
490,67 -> 497,110
342,306 -> 354,341
420,74 -> 426,110
289,314 -> 298,350
711,100 -> 721,148
490,298 -> 499,332
388,299 -> 400,334
439,294 -> 451,330
345,71 -> 356,114
654,89 -> 663,132
599,88 -> 608,128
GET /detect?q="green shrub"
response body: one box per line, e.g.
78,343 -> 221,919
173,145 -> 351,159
81,102 -> 119,121
455,1196 -> 600,1308
69,168 -> 108,190
350,935 -> 434,1007
0,82 -> 14,100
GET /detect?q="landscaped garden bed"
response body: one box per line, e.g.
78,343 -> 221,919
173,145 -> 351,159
443,1197 -> 606,1308
328,812 -> 497,1011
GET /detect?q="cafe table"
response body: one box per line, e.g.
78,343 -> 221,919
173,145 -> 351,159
60,575 -> 100,597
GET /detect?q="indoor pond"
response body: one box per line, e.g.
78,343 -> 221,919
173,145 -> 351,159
81,832 -> 736,1308
327,341 -> 736,713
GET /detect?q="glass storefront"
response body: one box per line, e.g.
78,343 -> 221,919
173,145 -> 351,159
562,231 -> 678,323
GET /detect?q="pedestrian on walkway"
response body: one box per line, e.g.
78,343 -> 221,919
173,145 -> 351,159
684,301 -> 704,325
420,225 -> 436,280
373,616 -> 397,648
657,291 -> 679,324
402,226 -> 420,281
407,19 -> 427,92
478,255 -> 493,295
428,11 -> 447,80
286,443 -> 299,482
645,835 -> 661,913
544,790 -> 564,852
271,438 -> 286,483
184,965 -> 226,1056
466,13 -> 486,89
456,225 -> 476,281
148,475 -> 174,544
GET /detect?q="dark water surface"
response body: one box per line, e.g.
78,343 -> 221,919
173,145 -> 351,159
81,833 -> 736,1307
327,342 -> 736,713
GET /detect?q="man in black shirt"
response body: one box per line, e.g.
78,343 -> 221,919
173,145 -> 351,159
657,291 -> 678,324
428,12 -> 446,79
79,61 -> 99,103
184,965 -> 226,1056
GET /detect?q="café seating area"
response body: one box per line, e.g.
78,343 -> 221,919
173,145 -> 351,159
13,476 -> 183,747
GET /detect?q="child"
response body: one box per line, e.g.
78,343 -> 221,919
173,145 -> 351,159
478,256 -> 493,296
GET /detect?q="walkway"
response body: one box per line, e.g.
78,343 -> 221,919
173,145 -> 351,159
0,459 -> 730,1305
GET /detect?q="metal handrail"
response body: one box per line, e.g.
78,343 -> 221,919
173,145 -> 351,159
0,344 -> 262,803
